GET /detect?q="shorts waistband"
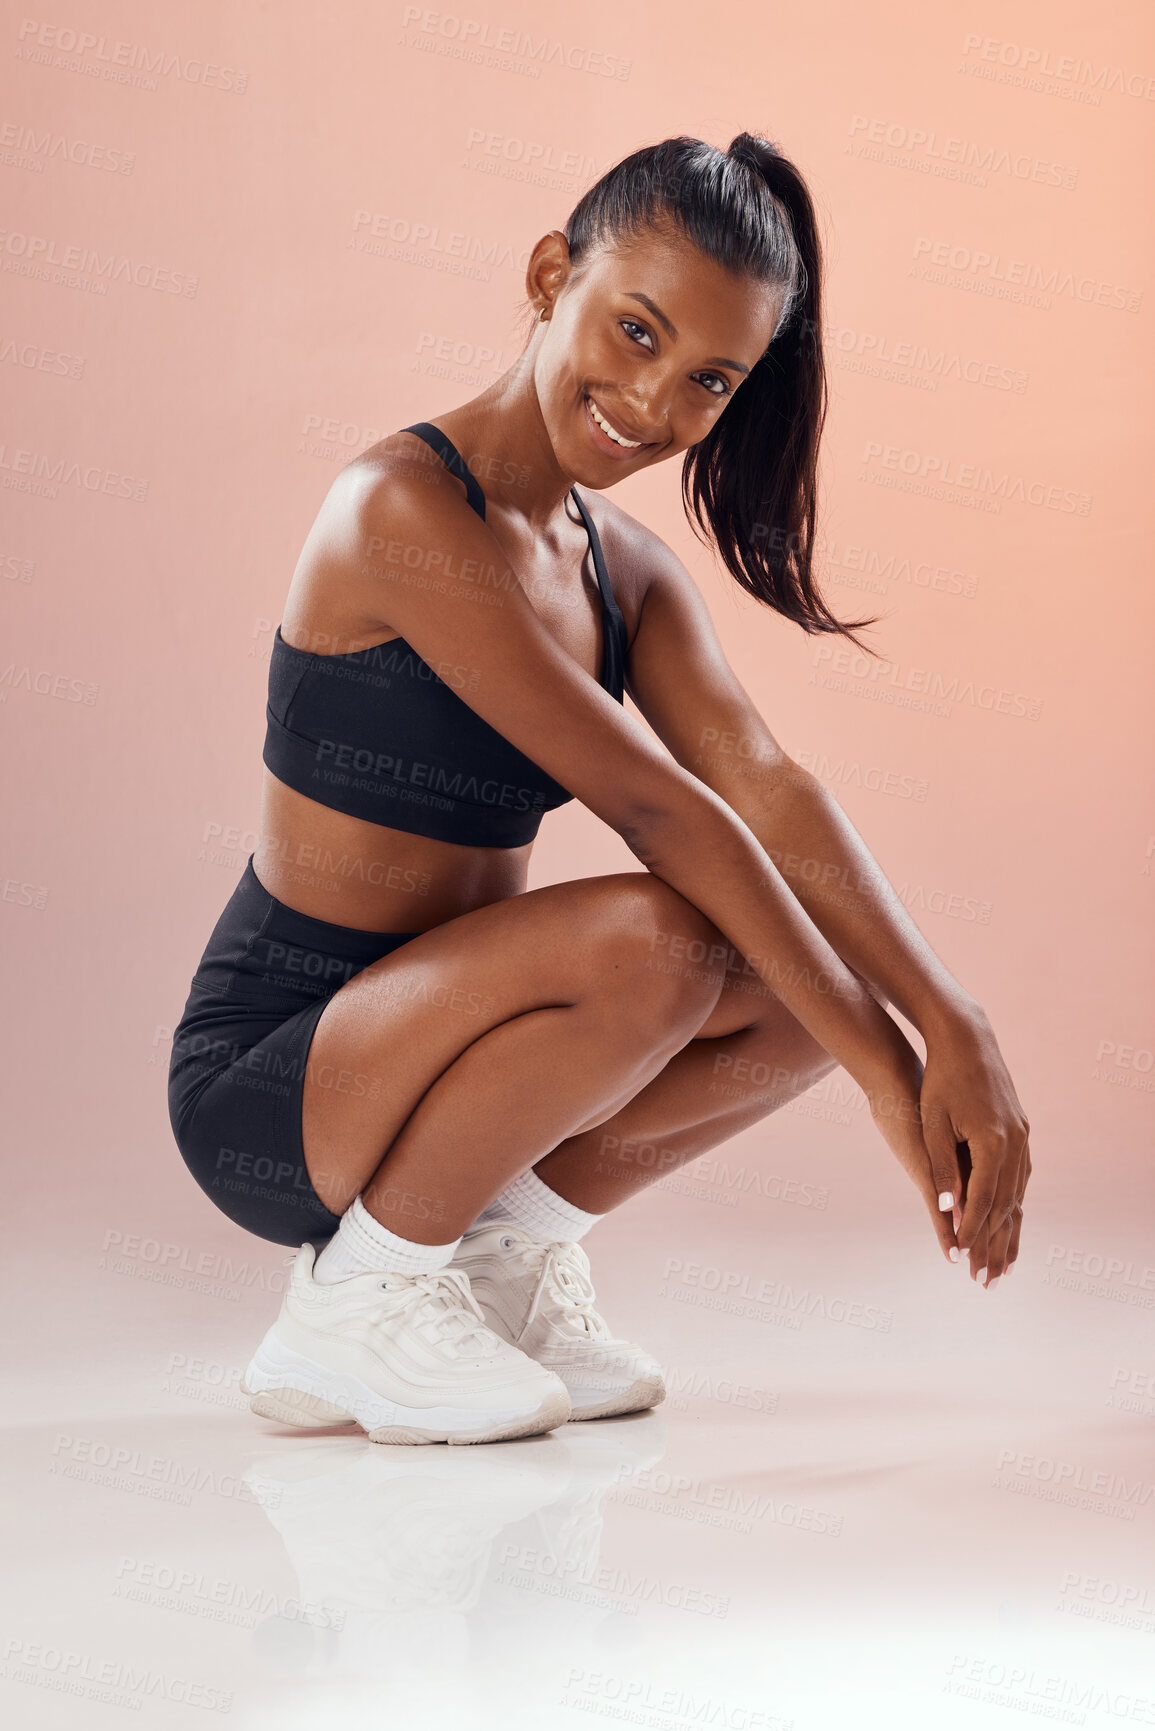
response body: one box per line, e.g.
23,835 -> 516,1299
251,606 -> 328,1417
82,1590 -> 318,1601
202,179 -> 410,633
238,854 -> 420,960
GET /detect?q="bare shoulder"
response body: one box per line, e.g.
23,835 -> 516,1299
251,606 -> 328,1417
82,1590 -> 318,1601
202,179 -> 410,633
280,432 -> 469,647
571,486 -> 690,648
329,428 -> 473,526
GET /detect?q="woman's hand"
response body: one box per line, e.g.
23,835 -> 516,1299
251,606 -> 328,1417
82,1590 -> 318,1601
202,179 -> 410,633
859,1008 -> 1031,1282
916,1008 -> 1032,1286
861,1039 -> 959,1260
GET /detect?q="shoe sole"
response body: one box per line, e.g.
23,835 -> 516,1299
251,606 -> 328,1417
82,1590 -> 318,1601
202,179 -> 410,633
567,1374 -> 667,1422
240,1334 -> 571,1445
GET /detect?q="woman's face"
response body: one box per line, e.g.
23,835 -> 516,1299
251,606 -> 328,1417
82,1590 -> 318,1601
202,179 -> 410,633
532,224 -> 786,481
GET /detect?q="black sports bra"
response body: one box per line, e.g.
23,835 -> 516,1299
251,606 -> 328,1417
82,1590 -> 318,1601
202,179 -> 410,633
262,421 -> 629,849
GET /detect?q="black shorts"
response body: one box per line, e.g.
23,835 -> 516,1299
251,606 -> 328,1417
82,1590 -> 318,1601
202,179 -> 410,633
167,855 -> 417,1247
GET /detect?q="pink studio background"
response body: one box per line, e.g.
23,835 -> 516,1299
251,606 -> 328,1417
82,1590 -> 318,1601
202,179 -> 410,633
3,4 -> 1153,1297
3,4 -> 1154,1723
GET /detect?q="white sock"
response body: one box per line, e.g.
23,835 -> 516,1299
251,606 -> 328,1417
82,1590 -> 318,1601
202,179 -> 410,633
312,1194 -> 461,1284
475,1166 -> 604,1244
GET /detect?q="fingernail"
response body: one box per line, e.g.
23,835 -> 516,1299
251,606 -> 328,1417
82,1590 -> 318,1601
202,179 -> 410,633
948,1247 -> 959,1263
987,1275 -> 1001,1291
938,1191 -> 954,1210
976,1266 -> 988,1284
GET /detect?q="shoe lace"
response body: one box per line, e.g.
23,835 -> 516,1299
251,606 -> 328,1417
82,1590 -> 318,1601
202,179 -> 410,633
519,1239 -> 612,1342
378,1267 -> 501,1357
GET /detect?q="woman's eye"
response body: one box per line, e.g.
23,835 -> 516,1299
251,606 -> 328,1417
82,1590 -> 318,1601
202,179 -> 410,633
619,318 -> 654,350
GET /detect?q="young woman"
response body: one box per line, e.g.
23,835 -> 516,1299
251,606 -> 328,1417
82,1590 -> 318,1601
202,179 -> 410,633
168,132 -> 1031,1447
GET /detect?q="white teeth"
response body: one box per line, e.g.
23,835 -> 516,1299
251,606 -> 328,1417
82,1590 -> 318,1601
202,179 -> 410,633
586,394 -> 642,447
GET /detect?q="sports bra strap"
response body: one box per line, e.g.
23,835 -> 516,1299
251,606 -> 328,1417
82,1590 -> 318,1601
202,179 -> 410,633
399,420 -> 627,697
569,487 -> 622,629
400,421 -> 488,520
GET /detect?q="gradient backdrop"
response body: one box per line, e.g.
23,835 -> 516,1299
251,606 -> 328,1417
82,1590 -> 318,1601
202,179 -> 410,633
2,1 -> 1153,1727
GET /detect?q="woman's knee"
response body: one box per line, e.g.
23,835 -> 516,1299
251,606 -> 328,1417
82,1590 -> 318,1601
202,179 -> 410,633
584,874 -> 727,1033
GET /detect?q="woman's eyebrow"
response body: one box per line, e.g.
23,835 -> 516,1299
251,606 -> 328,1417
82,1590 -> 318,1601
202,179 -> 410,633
624,292 -> 750,375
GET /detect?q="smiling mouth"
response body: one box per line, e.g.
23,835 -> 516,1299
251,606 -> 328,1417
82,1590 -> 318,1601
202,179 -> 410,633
584,392 -> 652,450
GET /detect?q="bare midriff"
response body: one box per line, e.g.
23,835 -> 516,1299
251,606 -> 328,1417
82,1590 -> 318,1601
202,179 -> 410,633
254,767 -> 533,934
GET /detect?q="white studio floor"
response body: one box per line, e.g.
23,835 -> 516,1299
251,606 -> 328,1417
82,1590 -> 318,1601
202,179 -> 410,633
3,1162 -> 1153,1731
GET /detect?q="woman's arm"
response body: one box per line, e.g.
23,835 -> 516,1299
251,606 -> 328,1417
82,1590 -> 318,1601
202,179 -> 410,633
639,660 -> 997,1045
307,461 -> 936,1199
621,523 -> 1031,1282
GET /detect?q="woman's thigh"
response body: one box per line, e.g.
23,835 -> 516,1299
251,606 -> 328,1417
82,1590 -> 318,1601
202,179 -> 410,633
300,870 -> 726,1211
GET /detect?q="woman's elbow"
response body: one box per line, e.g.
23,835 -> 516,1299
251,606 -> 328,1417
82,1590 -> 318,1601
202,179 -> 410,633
615,782 -> 728,868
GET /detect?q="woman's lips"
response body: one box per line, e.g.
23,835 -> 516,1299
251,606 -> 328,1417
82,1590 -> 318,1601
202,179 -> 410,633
583,392 -> 653,460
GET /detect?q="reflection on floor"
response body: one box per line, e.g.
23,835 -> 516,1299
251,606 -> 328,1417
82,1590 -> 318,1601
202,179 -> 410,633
3,1182 -> 1153,1730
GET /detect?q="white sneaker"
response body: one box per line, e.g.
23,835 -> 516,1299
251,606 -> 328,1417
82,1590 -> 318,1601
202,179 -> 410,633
451,1223 -> 666,1421
240,1243 -> 571,1445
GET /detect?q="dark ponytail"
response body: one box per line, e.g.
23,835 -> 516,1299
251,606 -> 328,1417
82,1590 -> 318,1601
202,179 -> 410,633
561,133 -> 879,648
